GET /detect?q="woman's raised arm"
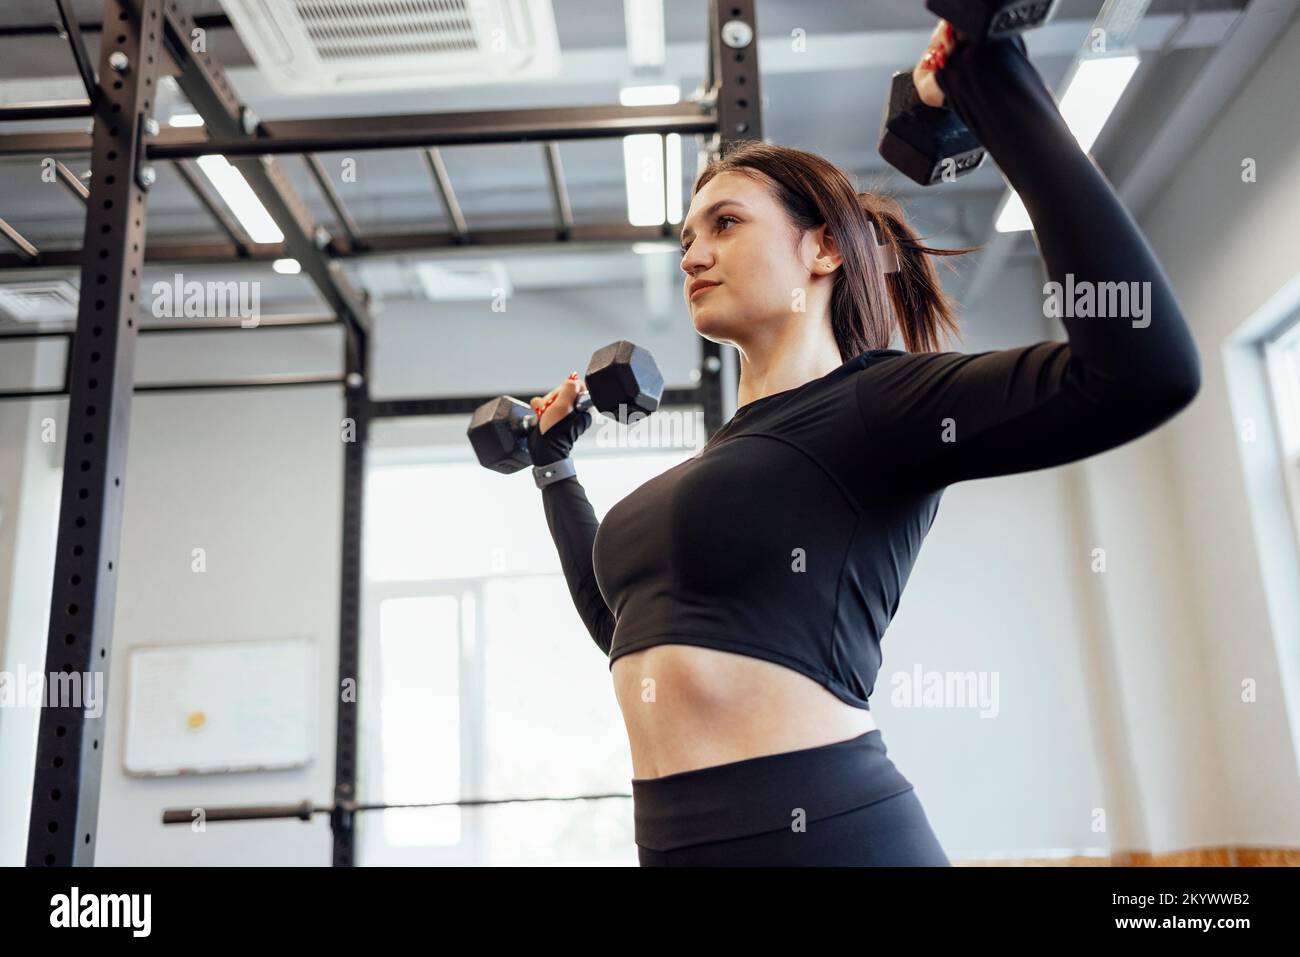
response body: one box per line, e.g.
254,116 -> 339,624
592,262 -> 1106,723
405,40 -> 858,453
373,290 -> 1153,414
857,29 -> 1200,493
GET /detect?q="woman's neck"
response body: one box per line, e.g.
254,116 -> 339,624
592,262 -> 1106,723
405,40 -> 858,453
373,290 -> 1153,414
735,332 -> 843,409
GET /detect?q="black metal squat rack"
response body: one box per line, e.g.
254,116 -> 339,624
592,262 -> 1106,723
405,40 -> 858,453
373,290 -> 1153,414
0,0 -> 762,866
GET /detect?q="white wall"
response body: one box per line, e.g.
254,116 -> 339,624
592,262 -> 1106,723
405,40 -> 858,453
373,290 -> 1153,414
878,259 -> 1123,858
94,387 -> 343,865
367,282 -> 712,401
0,341 -> 64,865
1100,8 -> 1300,851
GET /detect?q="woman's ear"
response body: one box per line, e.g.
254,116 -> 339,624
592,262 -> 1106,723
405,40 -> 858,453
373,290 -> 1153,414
815,226 -> 843,274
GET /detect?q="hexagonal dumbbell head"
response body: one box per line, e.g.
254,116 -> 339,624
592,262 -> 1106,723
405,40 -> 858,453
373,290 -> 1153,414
878,71 -> 986,187
467,395 -> 534,474
926,0 -> 1059,42
584,340 -> 664,424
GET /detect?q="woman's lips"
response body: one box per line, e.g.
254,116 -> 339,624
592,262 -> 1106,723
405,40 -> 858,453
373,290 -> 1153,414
690,282 -> 721,301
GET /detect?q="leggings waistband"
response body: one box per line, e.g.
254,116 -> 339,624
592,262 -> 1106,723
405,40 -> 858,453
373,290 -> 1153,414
631,730 -> 914,852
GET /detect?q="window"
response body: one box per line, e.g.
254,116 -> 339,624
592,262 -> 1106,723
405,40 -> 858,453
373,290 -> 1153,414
374,595 -> 462,848
356,415 -> 702,865
1265,317 -> 1300,548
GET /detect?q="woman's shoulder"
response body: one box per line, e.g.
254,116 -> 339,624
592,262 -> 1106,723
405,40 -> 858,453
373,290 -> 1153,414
858,348 -> 908,363
848,346 -> 980,399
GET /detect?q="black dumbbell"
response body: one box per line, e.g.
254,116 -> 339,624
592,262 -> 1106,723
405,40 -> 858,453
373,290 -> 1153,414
877,0 -> 1058,187
928,0 -> 1059,43
467,340 -> 664,475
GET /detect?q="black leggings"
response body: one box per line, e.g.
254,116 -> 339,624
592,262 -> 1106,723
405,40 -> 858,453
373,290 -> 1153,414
632,729 -> 950,866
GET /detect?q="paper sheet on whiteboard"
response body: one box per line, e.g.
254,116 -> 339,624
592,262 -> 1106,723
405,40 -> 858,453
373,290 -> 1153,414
123,637 -> 316,776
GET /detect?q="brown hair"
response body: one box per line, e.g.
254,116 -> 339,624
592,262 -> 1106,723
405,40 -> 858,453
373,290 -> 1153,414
692,139 -> 977,357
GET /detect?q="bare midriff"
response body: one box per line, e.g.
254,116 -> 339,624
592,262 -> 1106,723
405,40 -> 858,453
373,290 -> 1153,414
611,643 -> 876,781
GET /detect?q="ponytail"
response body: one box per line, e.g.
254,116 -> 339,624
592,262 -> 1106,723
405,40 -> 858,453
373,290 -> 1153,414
859,191 -> 974,354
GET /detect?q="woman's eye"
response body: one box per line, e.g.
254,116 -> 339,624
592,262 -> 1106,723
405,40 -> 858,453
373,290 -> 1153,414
679,215 -> 738,254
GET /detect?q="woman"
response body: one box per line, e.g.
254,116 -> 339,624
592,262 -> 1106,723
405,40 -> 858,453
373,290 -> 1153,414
524,21 -> 1201,866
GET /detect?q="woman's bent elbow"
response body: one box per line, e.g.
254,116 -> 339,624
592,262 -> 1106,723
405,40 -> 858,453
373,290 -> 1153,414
1129,355 -> 1201,427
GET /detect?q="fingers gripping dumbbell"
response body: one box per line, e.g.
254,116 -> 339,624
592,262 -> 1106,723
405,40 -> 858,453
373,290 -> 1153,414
878,0 -> 1058,187
466,340 -> 664,475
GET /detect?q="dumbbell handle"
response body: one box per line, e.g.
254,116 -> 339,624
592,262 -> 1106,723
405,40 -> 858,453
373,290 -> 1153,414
524,390 -> 593,434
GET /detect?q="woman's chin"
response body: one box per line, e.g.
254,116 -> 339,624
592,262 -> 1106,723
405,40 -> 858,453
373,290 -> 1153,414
690,306 -> 729,338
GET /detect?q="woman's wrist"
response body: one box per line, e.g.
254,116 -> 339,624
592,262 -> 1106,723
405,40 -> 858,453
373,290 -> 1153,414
534,457 -> 577,488
934,37 -> 1087,197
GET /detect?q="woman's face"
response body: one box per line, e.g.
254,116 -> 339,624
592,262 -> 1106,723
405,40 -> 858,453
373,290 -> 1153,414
679,169 -> 832,348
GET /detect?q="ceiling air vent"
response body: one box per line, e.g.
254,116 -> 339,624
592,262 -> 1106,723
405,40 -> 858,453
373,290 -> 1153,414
354,258 -> 513,301
418,260 -> 514,300
220,0 -> 562,93
0,279 -> 80,323
414,260 -> 513,302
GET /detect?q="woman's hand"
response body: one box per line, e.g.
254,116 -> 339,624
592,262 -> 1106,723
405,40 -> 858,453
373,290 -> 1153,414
527,371 -> 593,467
913,19 -> 959,108
530,372 -> 587,434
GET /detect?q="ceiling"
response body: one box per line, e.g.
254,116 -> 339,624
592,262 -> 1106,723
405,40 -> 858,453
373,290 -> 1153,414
0,0 -> 1276,320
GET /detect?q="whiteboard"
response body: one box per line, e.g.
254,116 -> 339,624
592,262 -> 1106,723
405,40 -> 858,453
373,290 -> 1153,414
123,637 -> 317,777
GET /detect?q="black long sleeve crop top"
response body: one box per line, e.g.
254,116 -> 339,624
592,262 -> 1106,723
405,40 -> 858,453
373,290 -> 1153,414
535,36 -> 1201,709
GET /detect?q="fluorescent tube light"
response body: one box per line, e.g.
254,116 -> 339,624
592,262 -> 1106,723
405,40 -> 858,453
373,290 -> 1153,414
195,154 -> 284,244
624,133 -> 665,226
619,84 -> 680,106
665,132 -> 682,224
624,0 -> 666,68
622,132 -> 682,227
995,54 -> 1141,233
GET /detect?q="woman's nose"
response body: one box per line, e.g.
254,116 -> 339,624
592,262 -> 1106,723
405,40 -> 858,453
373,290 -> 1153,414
680,244 -> 712,274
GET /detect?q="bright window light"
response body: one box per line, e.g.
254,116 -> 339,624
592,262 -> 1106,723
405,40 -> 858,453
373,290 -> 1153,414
195,154 -> 284,243
622,132 -> 681,227
377,595 -> 462,848
272,258 -> 301,275
619,84 -> 680,106
1060,55 -> 1143,153
1265,310 -> 1300,458
361,448 -> 695,863
993,191 -> 1035,234
665,132 -> 682,224
1263,304 -> 1300,560
168,112 -> 204,127
996,54 -> 1141,234
624,133 -> 665,226
624,0 -> 665,68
